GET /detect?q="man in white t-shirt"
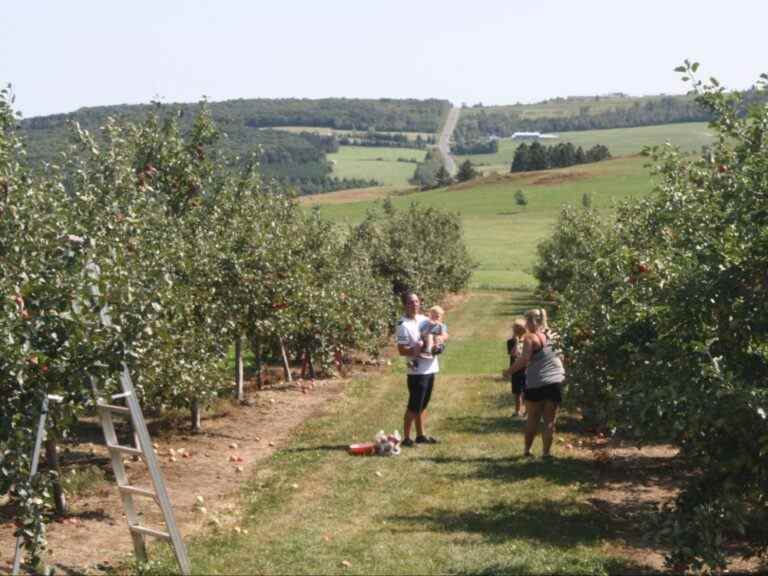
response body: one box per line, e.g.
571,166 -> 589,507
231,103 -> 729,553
396,292 -> 445,447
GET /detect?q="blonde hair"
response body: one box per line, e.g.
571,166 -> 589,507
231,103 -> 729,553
429,305 -> 444,318
524,308 -> 549,330
512,318 -> 527,337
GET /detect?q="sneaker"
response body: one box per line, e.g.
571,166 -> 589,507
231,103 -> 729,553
415,435 -> 438,444
401,437 -> 415,447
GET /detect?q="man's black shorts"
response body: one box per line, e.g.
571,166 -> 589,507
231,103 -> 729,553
407,373 -> 435,413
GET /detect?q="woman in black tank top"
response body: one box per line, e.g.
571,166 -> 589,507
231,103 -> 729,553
502,309 -> 564,458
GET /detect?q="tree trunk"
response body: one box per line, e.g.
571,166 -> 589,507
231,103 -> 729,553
307,351 -> 316,379
279,337 -> 293,383
335,347 -> 345,377
191,399 -> 202,432
235,335 -> 245,402
252,339 -> 263,389
301,350 -> 309,379
44,437 -> 67,516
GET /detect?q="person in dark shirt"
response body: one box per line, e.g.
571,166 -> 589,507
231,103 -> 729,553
506,319 -> 528,418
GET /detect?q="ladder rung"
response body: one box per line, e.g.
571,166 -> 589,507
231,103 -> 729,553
112,391 -> 132,400
106,443 -> 143,457
129,524 -> 171,541
119,485 -> 157,499
97,403 -> 131,415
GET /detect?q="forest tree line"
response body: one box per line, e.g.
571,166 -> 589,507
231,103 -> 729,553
450,138 -> 499,155
455,89 -> 768,140
18,97 -> 447,195
511,142 -> 611,172
338,131 -> 436,148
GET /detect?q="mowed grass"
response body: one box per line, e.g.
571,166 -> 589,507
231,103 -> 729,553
313,155 -> 653,289
141,291 -> 645,575
455,122 -> 715,173
310,123 -> 711,289
328,146 -> 426,186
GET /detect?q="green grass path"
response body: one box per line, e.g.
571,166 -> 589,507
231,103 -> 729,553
148,291 -> 643,575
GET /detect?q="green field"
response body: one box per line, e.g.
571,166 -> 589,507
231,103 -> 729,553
328,146 -> 427,186
309,123 -> 714,289
314,155 -> 652,289
455,122 -> 715,174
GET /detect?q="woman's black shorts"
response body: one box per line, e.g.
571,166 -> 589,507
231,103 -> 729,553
511,371 -> 526,395
407,373 -> 435,413
525,382 -> 562,404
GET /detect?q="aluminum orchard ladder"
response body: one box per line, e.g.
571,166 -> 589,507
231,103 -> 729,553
12,394 -> 62,575
91,364 -> 191,575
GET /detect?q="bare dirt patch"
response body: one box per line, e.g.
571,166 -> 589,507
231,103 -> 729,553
582,438 -> 761,573
447,167 -> 591,193
0,375 -> 361,574
299,185 -> 409,206
528,170 -> 590,187
585,440 -> 680,572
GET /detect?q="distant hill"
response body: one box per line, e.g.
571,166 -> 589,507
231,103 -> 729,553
455,90 -> 768,141
18,97 -> 450,195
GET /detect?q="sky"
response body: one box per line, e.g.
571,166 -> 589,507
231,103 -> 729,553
2,0 -> 766,118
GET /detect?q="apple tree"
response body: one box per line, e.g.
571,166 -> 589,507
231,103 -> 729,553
536,65 -> 768,571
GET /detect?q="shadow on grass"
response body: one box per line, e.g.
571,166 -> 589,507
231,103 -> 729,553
421,453 -> 597,488
445,413 -> 586,436
594,452 -> 686,495
389,500 -> 602,544
450,557 -> 651,576
388,499 -> 659,574
497,295 -> 544,318
388,497 -> 660,548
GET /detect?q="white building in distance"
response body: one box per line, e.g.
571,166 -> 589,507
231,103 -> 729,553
511,132 -> 559,140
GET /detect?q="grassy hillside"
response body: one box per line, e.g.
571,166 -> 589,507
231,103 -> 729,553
462,93 -> 696,119
455,93 -> 713,141
455,122 -> 715,174
328,146 -> 426,187
309,122 -> 720,288
310,155 -> 653,290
